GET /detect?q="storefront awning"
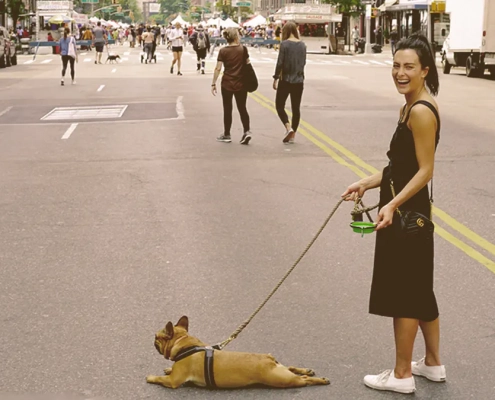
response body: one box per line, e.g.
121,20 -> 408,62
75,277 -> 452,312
378,0 -> 398,12
387,0 -> 428,11
278,4 -> 342,24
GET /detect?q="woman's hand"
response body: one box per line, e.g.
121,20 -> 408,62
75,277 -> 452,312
211,84 -> 217,96
375,203 -> 396,231
273,79 -> 278,90
341,181 -> 367,201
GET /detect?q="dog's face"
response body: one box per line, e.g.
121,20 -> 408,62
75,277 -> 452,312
154,316 -> 189,359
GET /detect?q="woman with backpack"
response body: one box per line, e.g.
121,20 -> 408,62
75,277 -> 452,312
190,24 -> 210,75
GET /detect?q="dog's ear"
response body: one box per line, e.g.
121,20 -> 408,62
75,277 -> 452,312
176,315 -> 189,331
165,321 -> 174,339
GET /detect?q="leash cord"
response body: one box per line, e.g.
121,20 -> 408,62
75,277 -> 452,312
215,196 -> 377,350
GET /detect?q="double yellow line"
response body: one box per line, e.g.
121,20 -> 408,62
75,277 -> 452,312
249,91 -> 495,274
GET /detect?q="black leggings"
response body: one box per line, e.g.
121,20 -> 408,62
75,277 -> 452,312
61,55 -> 75,80
221,87 -> 250,135
275,80 -> 304,132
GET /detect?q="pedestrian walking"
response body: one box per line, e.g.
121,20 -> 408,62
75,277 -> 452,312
272,22 -> 306,144
352,25 -> 360,52
92,21 -> 107,64
142,29 -> 154,64
211,27 -> 252,145
189,24 -> 210,74
170,23 -> 184,76
342,33 -> 443,395
390,26 -> 398,54
59,27 -> 78,86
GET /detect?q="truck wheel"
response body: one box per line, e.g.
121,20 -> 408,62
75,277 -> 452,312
6,53 -> 11,67
466,56 -> 481,78
0,55 -> 5,68
11,54 -> 17,66
442,54 -> 451,74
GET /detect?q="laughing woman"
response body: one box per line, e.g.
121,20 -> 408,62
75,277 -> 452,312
273,22 -> 306,144
342,33 -> 445,395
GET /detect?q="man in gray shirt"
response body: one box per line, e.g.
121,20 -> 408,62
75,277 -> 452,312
92,21 -> 107,64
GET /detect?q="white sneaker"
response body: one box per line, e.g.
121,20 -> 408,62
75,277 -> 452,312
364,369 -> 416,394
412,357 -> 446,382
72,80 -> 76,85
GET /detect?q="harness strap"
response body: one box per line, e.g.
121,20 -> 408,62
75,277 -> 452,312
172,346 -> 217,389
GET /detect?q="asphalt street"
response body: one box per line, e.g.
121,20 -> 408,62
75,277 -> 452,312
0,42 -> 494,400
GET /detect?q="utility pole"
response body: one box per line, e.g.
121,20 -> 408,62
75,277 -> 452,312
365,3 -> 372,54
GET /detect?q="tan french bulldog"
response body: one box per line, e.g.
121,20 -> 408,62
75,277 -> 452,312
146,316 -> 330,389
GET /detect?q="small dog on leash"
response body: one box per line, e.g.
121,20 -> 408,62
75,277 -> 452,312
105,54 -> 121,64
146,316 -> 331,389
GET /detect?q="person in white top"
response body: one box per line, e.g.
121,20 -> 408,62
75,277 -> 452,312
170,23 -> 184,76
166,25 -> 172,49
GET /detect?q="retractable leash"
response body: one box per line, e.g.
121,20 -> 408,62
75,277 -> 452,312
212,196 -> 379,351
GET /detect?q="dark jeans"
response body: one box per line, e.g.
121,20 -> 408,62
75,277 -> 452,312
275,80 -> 304,132
144,42 -> 153,60
61,55 -> 75,80
221,87 -> 250,135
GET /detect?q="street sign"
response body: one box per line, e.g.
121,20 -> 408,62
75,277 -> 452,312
81,0 -> 98,3
235,1 -> 251,7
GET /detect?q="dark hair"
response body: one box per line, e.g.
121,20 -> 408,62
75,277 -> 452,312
395,32 -> 439,96
64,27 -> 70,39
282,21 -> 299,41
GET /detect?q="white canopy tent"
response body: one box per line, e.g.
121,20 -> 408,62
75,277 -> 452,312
243,14 -> 267,28
206,17 -> 222,27
220,18 -> 240,28
171,14 -> 190,27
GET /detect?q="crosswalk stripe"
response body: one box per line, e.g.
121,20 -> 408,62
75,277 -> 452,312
354,60 -> 369,65
24,60 -> 34,64
385,60 -> 393,65
84,58 -> 91,62
370,60 -> 386,65
41,59 -> 53,64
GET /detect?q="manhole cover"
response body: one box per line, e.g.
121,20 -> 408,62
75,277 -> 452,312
41,105 -> 128,121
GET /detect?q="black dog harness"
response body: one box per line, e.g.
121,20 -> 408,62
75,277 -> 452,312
172,346 -> 218,389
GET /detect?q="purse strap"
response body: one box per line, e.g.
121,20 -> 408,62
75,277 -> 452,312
390,179 -> 433,217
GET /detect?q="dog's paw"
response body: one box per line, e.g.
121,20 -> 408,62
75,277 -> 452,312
305,369 -> 315,376
146,375 -> 158,383
322,377 -> 331,385
164,368 -> 172,375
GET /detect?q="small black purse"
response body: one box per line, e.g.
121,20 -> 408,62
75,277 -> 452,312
242,46 -> 258,93
390,180 -> 434,238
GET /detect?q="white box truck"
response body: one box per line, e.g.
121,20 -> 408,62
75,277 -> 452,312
442,0 -> 495,77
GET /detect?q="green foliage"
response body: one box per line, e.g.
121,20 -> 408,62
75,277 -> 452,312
6,0 -> 25,27
158,0 -> 190,18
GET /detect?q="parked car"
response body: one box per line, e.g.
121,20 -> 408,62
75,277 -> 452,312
0,26 -> 17,68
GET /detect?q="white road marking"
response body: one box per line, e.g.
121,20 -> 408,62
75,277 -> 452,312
97,85 -> 105,92
41,59 -> 53,64
84,58 -> 92,62
176,96 -> 185,120
354,60 -> 369,65
262,58 -> 274,62
111,68 -> 117,73
124,51 -> 130,55
24,60 -> 34,64
0,106 -> 13,117
370,60 -> 386,65
337,60 -> 351,64
157,57 -> 164,60
62,123 -> 78,140
80,52 -> 87,56
385,60 -> 393,65
122,57 -> 129,61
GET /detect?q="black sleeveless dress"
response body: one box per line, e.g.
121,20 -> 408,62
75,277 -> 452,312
370,100 -> 440,322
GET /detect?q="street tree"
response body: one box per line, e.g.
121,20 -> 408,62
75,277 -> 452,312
158,0 -> 191,18
6,0 -> 25,28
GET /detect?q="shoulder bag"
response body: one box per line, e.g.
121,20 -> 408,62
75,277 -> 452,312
242,46 -> 258,93
390,180 -> 434,238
